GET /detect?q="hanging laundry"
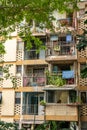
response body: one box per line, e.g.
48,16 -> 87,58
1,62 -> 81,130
62,70 -> 74,79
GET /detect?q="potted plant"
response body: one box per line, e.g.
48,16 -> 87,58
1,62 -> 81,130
40,100 -> 46,106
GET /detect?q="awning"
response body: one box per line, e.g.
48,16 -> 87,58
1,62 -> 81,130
43,85 -> 76,91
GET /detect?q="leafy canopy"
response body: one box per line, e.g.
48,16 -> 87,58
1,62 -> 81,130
0,0 -> 78,52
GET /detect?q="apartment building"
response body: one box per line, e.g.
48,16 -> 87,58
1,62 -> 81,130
0,1 -> 86,130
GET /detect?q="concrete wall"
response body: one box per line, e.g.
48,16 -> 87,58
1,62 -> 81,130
4,38 -> 17,62
2,90 -> 15,116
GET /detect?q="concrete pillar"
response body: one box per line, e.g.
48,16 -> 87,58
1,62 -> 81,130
31,124 -> 34,130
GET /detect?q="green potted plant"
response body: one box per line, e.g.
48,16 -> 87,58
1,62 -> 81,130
40,100 -> 46,106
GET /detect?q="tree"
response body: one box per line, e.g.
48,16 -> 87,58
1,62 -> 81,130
0,0 -> 78,53
36,121 -> 57,130
0,121 -> 24,130
0,121 -> 17,130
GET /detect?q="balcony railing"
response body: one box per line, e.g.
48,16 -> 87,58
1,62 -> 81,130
46,71 -> 76,86
46,43 -> 76,57
24,50 -> 39,60
45,103 -> 78,121
23,76 -> 46,87
58,18 -> 73,27
22,104 -> 38,115
24,50 -> 45,60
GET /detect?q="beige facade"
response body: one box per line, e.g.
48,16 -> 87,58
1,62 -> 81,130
2,90 -> 15,116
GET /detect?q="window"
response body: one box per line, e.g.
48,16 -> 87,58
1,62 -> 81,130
50,35 -> 58,41
15,92 -> 21,104
69,90 -> 76,103
17,41 -> 23,50
16,65 -> 22,74
46,91 -> 55,103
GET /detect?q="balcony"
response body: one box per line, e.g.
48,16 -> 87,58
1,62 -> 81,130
45,104 -> 78,121
22,104 -> 44,115
23,76 -> 46,87
24,50 -> 45,60
46,43 -> 77,62
58,18 -> 73,27
46,71 -> 76,88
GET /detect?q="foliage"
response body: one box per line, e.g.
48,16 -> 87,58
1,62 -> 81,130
81,65 -> 87,78
77,11 -> 87,51
0,64 -> 17,88
0,0 -> 78,53
40,100 -> 46,106
0,121 -> 25,130
46,71 -> 66,86
0,43 -> 5,54
76,33 -> 87,51
36,121 -> 57,130
0,121 -> 18,130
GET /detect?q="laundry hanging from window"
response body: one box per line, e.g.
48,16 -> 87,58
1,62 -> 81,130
62,70 -> 74,79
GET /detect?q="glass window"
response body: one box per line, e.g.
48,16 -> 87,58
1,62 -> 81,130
69,90 -> 76,103
15,92 -> 21,104
16,65 -> 22,74
47,91 -> 55,103
17,41 -> 23,50
50,35 -> 58,41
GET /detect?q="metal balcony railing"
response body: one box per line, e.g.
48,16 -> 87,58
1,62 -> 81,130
22,104 -> 38,115
23,76 -> 46,87
58,18 -> 73,27
46,71 -> 76,86
24,50 -> 39,60
46,43 -> 76,56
